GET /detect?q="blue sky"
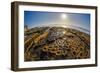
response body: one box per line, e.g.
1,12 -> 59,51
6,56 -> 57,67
24,11 -> 90,31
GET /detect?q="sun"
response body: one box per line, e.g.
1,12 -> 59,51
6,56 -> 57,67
61,13 -> 68,20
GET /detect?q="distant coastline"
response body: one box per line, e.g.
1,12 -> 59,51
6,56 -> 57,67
27,24 -> 90,35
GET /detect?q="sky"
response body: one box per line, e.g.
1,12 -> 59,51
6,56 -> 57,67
24,11 -> 90,31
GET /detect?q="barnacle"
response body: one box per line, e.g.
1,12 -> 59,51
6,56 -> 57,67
24,27 -> 90,61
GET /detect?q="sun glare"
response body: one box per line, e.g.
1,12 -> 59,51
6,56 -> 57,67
61,13 -> 68,20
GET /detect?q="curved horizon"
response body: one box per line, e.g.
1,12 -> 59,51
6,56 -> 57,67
24,11 -> 90,34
